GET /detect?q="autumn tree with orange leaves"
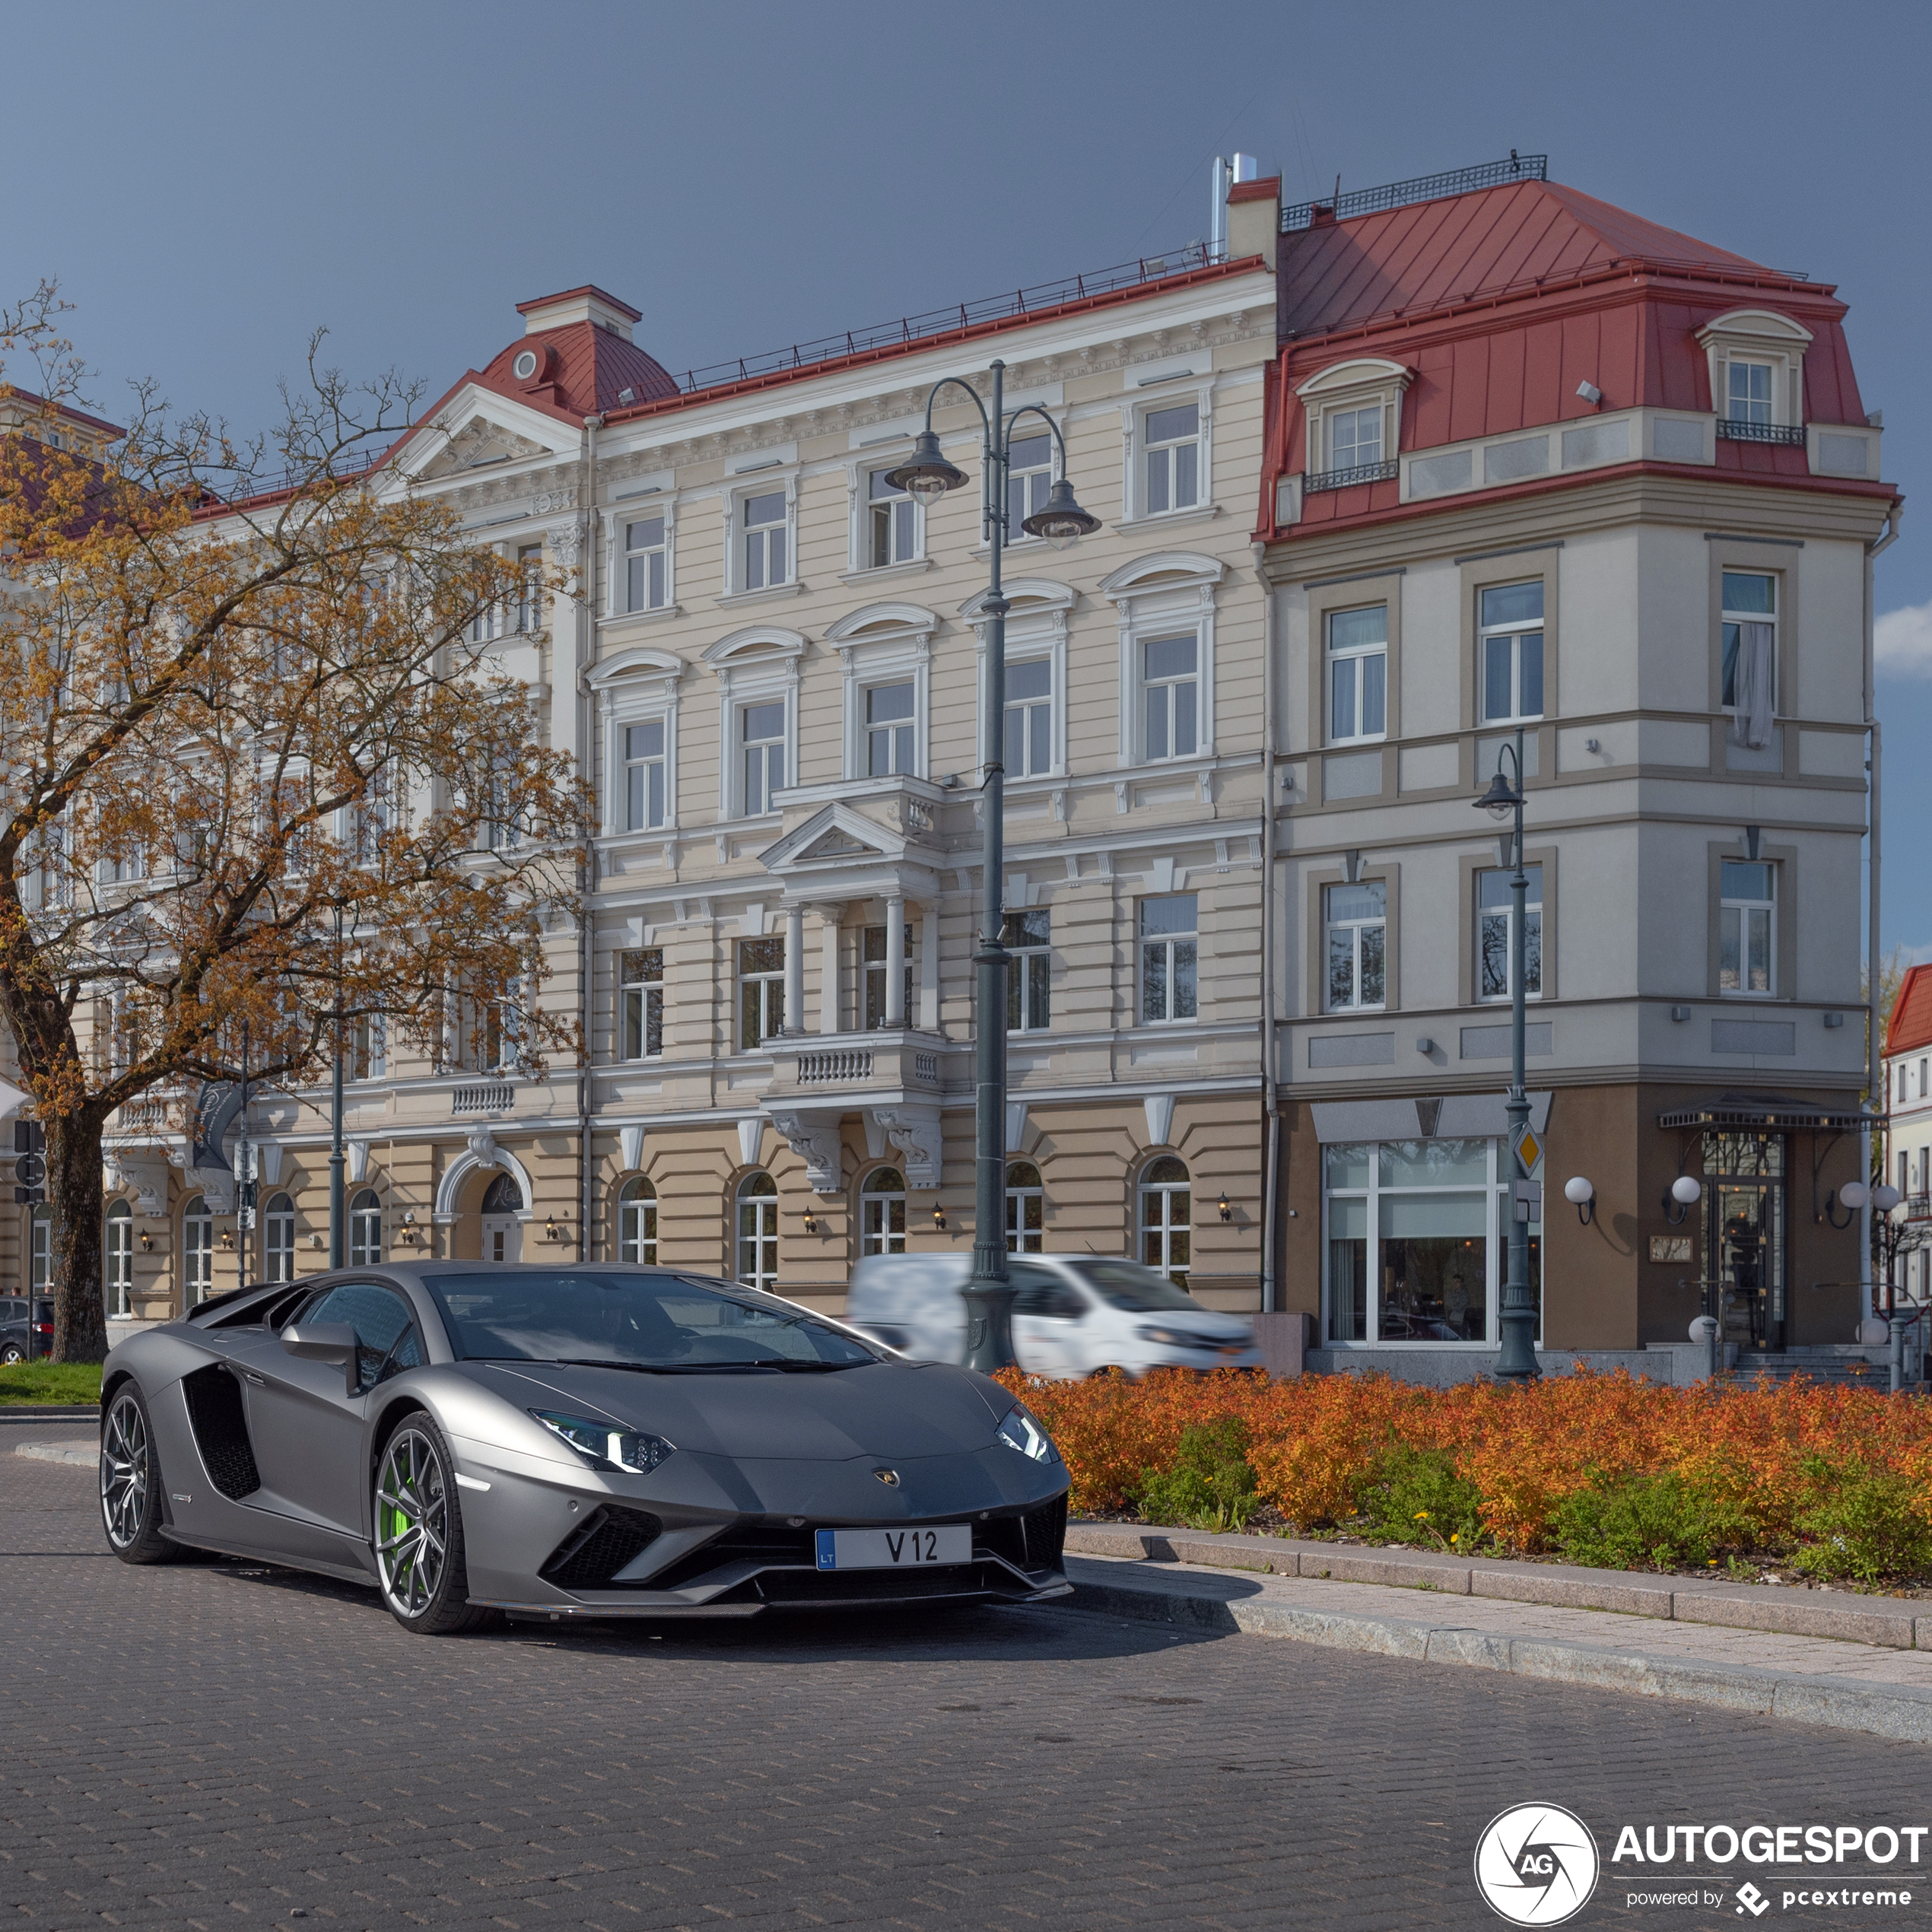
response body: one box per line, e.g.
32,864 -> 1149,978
0,284 -> 585,1361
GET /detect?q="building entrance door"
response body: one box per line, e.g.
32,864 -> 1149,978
1702,1133 -> 1786,1349
478,1171 -> 523,1264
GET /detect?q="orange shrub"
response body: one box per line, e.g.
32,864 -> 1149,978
999,1366 -> 1932,1552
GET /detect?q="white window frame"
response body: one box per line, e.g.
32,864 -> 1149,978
181,1195 -> 213,1309
262,1192 -> 296,1284
620,717 -> 670,831
105,1200 -> 133,1317
1476,866 -> 1543,1004
1478,582 -> 1546,726
1326,880 -> 1388,1013
966,579 -> 1073,785
1118,382 -> 1215,526
619,510 -> 672,614
618,1177 -> 658,1263
847,462 -> 925,574
1099,552 -> 1225,770
1139,894 -> 1200,1026
349,1187 -> 383,1266
1139,631 -> 1203,764
723,474 -> 798,597
1138,1157 -> 1193,1286
619,946 -> 665,1061
591,648 -> 684,839
736,1173 -> 779,1292
860,1166 -> 907,1256
702,629 -> 806,821
1295,358 -> 1411,481
826,605 -> 936,786
1003,909 -> 1050,1032
1326,602 -> 1389,746
514,542 -> 544,635
1721,570 -> 1778,720
1696,310 -> 1812,433
737,936 -> 786,1050
351,1014 -> 387,1080
1002,426 -> 1060,548
1719,860 -> 1778,999
1006,1159 -> 1044,1254
600,480 -> 678,620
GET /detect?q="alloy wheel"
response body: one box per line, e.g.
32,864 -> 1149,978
100,1394 -> 149,1549
376,1428 -> 448,1618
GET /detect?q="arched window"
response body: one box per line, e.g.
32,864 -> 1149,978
480,1173 -> 523,1213
619,1177 -> 658,1265
860,1167 -> 906,1256
182,1195 -> 214,1308
349,1188 -> 383,1266
1006,1160 -> 1044,1254
105,1200 -> 133,1318
736,1171 -> 778,1293
262,1193 -> 296,1283
1138,1155 -> 1191,1289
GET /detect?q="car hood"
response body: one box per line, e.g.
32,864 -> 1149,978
460,1358 -> 1006,1461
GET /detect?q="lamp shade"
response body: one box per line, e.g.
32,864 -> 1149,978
1670,1175 -> 1703,1206
884,429 -> 967,504
1473,770 -> 1520,818
1873,1183 -> 1904,1213
1838,1180 -> 1870,1211
1563,1176 -> 1595,1206
1020,477 -> 1101,549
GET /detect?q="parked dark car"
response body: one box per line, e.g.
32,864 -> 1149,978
0,1297 -> 54,1365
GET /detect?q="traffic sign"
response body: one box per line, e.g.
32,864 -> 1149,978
1511,1123 -> 1543,1174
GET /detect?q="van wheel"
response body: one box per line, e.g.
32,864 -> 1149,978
1087,1365 -> 1132,1382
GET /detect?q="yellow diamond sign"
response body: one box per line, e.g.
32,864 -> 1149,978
1511,1124 -> 1543,1173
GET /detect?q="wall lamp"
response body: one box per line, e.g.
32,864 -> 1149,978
398,1209 -> 419,1247
543,1214 -> 564,1243
1663,1174 -> 1702,1225
139,1230 -> 154,1254
1826,1179 -> 1867,1229
1563,1176 -> 1596,1225
933,1204 -> 948,1231
1217,1192 -> 1232,1223
802,1205 -> 818,1236
219,1228 -> 236,1250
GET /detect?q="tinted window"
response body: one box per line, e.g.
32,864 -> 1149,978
1010,1266 -> 1085,1320
303,1282 -> 416,1390
425,1271 -> 878,1370
1066,1258 -> 1203,1313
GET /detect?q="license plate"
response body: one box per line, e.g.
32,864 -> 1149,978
815,1525 -> 971,1571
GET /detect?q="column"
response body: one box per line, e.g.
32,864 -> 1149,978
783,905 -> 804,1037
818,908 -> 842,1034
885,895 -> 907,1028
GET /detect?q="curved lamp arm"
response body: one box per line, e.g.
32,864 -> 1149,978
919,374 -> 992,441
1002,401 -> 1071,467
1823,1190 -> 1857,1231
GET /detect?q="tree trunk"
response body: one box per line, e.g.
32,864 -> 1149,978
46,1111 -> 107,1363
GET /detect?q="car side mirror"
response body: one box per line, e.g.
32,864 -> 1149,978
281,1320 -> 361,1397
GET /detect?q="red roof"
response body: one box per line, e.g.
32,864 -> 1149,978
1887,964 -> 1932,1058
472,319 -> 680,422
1261,176 -> 1888,542
0,383 -> 126,440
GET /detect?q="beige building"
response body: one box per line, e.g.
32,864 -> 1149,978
75,221 -> 1282,1325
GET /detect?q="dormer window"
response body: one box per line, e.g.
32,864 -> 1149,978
1295,357 -> 1411,492
1698,310 -> 1811,446
1727,361 -> 1773,427
1328,405 -> 1382,472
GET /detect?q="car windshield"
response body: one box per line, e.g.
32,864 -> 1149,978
426,1271 -> 880,1369
1065,1258 -> 1206,1314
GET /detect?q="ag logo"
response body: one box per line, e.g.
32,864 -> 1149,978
1473,1803 -> 1600,1925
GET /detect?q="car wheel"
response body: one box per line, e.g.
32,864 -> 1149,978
100,1384 -> 186,1565
1,1343 -> 25,1366
374,1412 -> 491,1635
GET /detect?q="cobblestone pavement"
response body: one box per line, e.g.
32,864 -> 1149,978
5,1431 -> 1931,1932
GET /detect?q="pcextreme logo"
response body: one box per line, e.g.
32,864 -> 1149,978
1474,1804 -> 1602,1925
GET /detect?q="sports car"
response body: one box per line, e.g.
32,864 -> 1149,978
97,1262 -> 1071,1633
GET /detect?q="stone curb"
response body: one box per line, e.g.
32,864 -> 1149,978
0,1406 -> 100,1423
1066,1521 -> 1928,1650
14,1439 -> 94,1466
1061,1557 -> 1932,1744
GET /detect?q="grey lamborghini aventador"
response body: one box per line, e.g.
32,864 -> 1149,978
97,1263 -> 1071,1633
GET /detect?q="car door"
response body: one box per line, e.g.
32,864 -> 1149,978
1009,1263 -> 1083,1379
232,1281 -> 422,1549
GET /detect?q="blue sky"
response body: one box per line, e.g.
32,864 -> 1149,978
9,0 -> 1927,949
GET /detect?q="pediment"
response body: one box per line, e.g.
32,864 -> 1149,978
958,577 -> 1076,620
1296,355 -> 1413,399
1098,551 -> 1225,602
415,412 -> 555,481
758,801 -> 908,872
1698,308 -> 1814,347
825,602 -> 937,645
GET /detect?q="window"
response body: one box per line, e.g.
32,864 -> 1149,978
620,948 -> 665,1060
1720,860 -> 1775,996
739,936 -> 786,1049
1003,910 -> 1050,1032
515,544 -> 543,634
182,1195 -> 213,1308
860,1167 -> 907,1256
1139,895 -> 1198,1025
1476,866 -> 1543,1003
1327,881 -> 1387,1012
618,1177 -> 657,1264
106,1200 -> 132,1318
742,491 -> 787,590
865,681 -> 916,777
479,989 -> 522,1072
1479,583 -> 1544,723
1721,573 -> 1776,736
1323,1138 -> 1540,1345
30,1208 -> 49,1292
623,720 -> 668,830
1006,1160 -> 1044,1254
1327,405 -> 1382,472
1327,605 -> 1387,743
867,471 -> 917,568
469,596 -> 500,646
736,1171 -> 778,1292
624,516 -> 668,613
263,1192 -> 295,1283
1006,434 -> 1053,535
863,924 -> 912,1031
1139,1155 -> 1191,1289
1004,658 -> 1053,777
1142,635 -> 1200,761
740,701 -> 786,816
1144,403 -> 1201,515
1727,361 -> 1774,426
302,1282 -> 419,1391
351,1015 -> 386,1081
349,1188 -> 383,1266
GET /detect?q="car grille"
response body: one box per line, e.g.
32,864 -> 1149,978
182,1365 -> 261,1501
540,1506 -> 664,1590
644,1524 -> 814,1592
1021,1493 -> 1068,1568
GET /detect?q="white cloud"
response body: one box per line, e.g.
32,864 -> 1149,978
1876,599 -> 1932,676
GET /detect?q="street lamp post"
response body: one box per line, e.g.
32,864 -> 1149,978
1473,729 -> 1542,1381
886,361 -> 1098,1374
329,908 -> 346,1270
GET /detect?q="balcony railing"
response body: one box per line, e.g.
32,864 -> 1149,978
1716,418 -> 1806,446
1305,459 -> 1400,494
797,1050 -> 872,1085
452,1082 -> 515,1114
1282,154 -> 1547,232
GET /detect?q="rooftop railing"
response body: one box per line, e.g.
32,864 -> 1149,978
1282,154 -> 1547,232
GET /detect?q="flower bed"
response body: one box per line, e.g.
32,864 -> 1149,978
999,1365 -> 1932,1586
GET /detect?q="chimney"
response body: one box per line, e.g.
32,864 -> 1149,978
1309,203 -> 1336,228
1227,173 -> 1282,270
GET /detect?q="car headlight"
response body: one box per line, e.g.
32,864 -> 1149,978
995,1405 -> 1060,1463
531,1409 -> 675,1474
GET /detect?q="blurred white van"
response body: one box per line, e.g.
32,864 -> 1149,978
845,1252 -> 1261,1379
